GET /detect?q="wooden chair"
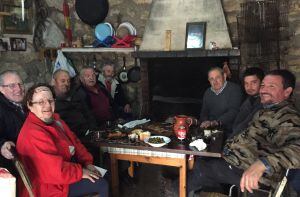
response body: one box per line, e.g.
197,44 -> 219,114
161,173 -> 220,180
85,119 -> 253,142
228,170 -> 289,197
11,148 -> 34,197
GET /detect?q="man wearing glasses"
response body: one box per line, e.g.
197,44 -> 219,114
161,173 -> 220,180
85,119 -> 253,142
0,70 -> 27,173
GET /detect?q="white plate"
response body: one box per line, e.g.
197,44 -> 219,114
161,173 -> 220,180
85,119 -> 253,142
118,22 -> 137,36
144,136 -> 171,147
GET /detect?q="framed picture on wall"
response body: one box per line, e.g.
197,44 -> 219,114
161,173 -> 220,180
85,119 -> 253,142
185,22 -> 206,50
2,0 -> 33,34
10,37 -> 27,51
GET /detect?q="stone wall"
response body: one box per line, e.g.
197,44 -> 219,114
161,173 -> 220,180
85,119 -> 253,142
283,0 -> 300,108
1,0 -> 300,110
223,0 -> 300,108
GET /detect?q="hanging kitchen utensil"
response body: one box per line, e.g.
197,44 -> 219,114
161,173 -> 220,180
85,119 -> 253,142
128,58 -> 141,82
75,0 -> 109,26
118,57 -> 128,83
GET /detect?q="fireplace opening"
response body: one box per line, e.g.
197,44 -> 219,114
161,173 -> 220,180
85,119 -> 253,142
146,57 -> 230,121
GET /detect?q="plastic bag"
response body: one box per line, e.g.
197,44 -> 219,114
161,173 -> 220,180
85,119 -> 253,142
53,50 -> 76,77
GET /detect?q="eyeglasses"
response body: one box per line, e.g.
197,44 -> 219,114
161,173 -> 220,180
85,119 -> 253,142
1,83 -> 24,89
31,99 -> 55,106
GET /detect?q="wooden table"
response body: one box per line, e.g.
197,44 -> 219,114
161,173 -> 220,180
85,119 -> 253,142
86,132 -> 223,197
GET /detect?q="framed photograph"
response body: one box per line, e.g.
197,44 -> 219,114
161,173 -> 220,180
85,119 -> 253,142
0,38 -> 9,51
185,22 -> 206,50
2,0 -> 33,34
10,37 -> 27,51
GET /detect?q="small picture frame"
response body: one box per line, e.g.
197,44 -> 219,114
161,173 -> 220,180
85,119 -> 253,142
2,0 -> 33,34
0,38 -> 9,51
185,22 -> 206,50
10,37 -> 27,51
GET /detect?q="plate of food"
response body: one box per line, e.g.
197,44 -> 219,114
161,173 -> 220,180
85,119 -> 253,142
144,136 -> 171,147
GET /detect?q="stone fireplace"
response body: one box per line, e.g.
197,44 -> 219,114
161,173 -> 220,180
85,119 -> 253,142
136,0 -> 240,120
136,50 -> 240,121
140,0 -> 232,51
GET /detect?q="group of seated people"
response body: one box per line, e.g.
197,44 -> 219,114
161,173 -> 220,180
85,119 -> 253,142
1,63 -> 300,197
0,61 -> 132,196
162,67 -> 300,196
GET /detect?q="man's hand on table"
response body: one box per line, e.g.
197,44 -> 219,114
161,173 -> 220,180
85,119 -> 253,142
200,120 -> 219,128
240,160 -> 266,193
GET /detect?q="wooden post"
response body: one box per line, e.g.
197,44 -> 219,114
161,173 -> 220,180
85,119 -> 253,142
128,161 -> 134,178
164,30 -> 172,51
110,154 -> 119,197
179,157 -> 187,197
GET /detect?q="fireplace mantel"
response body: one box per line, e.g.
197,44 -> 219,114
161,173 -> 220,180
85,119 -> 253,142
134,49 -> 240,58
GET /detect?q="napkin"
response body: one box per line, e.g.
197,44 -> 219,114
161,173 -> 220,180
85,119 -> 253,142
93,165 -> 107,177
189,139 -> 207,151
118,118 -> 150,129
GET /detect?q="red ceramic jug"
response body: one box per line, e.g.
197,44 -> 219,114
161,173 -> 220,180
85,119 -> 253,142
173,115 -> 193,140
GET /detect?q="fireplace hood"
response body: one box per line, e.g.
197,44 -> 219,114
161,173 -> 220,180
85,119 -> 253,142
140,0 -> 233,51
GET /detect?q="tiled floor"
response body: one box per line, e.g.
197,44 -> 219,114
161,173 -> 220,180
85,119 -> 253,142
120,164 -> 163,197
119,164 -> 228,197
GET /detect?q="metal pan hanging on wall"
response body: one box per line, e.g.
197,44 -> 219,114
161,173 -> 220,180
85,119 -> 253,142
127,58 -> 141,83
75,0 -> 109,26
118,57 -> 128,83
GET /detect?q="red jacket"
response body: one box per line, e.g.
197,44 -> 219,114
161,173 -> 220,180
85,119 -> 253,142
16,112 -> 93,197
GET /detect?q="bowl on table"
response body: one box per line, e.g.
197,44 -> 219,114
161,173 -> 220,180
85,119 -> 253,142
144,136 -> 171,147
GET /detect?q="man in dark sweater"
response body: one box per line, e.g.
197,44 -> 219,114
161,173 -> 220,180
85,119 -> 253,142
230,67 -> 264,137
200,67 -> 242,136
75,67 -> 114,126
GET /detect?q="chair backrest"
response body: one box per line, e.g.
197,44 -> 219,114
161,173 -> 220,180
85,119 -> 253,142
273,169 -> 289,197
11,148 -> 35,197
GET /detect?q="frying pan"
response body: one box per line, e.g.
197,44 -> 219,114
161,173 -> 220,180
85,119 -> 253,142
128,58 -> 141,82
118,57 -> 128,83
75,0 -> 109,26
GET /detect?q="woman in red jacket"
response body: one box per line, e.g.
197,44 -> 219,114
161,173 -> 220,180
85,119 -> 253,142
16,84 -> 108,197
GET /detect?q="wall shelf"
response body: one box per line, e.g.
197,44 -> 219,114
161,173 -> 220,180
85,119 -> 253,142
134,49 -> 240,58
0,12 -> 11,16
61,47 -> 135,53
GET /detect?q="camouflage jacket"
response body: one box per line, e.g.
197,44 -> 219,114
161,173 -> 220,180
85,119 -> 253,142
223,100 -> 300,186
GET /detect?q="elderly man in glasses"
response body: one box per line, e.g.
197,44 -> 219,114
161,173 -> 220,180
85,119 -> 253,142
0,70 -> 27,173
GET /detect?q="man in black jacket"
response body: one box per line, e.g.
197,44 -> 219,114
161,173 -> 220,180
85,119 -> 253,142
0,70 -> 26,172
230,67 -> 264,137
52,69 -> 98,137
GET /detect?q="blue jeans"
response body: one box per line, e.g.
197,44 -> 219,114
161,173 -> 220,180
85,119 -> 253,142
68,178 -> 109,197
187,158 -> 243,193
288,169 -> 300,193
